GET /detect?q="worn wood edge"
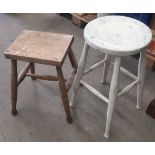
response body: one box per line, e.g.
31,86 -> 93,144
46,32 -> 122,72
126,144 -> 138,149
4,53 -> 62,66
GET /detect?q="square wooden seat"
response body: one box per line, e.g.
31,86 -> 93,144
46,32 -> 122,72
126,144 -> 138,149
4,30 -> 78,123
5,30 -> 74,66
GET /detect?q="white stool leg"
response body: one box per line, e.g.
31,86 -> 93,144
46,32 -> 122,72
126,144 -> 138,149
104,56 -> 121,138
101,54 -> 111,84
137,51 -> 146,109
70,42 -> 89,107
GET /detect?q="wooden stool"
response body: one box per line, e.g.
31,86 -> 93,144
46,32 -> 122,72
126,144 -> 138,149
4,30 -> 78,123
70,16 -> 152,138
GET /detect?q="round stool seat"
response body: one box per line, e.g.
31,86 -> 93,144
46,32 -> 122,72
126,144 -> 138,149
84,16 -> 152,56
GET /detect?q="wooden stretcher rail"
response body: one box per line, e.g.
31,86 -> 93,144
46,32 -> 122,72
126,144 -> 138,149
84,58 -> 106,75
80,80 -> 109,104
117,80 -> 139,97
26,73 -> 59,81
111,62 -> 138,80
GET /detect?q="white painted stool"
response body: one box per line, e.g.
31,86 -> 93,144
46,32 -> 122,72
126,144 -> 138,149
70,16 -> 152,138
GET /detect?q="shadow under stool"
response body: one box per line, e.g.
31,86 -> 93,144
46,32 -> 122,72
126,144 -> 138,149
4,30 -> 78,123
70,16 -> 152,138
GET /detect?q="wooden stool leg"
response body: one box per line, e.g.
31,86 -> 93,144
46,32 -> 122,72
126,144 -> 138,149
68,49 -> 78,70
30,63 -> 36,80
137,51 -> 146,109
56,66 -> 72,123
104,56 -> 121,138
11,60 -> 18,115
101,54 -> 111,84
70,42 -> 89,107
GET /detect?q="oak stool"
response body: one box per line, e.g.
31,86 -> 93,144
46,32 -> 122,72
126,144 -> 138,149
70,16 -> 152,138
4,30 -> 78,123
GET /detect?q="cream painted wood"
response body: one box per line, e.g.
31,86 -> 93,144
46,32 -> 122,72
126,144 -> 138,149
111,62 -> 138,80
84,16 -> 152,56
70,42 -> 89,107
80,80 -> 109,104
119,65 -> 138,80
101,54 -> 111,83
104,56 -> 121,138
70,16 -> 152,138
84,58 -> 106,75
137,51 -> 146,109
118,80 -> 139,97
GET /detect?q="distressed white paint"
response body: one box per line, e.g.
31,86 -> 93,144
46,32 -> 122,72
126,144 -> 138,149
119,65 -> 138,80
118,80 -> 139,97
104,56 -> 121,138
80,80 -> 109,104
70,42 -> 89,107
84,58 -> 106,75
84,16 -> 152,56
70,15 -> 152,138
101,54 -> 111,83
137,51 -> 146,109
111,62 -> 138,80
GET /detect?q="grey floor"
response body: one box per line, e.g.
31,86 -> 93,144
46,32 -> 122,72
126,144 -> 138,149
0,13 -> 155,142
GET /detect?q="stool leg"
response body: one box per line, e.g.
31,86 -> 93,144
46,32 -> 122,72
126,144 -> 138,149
137,52 -> 146,109
68,49 -> 78,70
11,60 -> 18,115
30,63 -> 36,80
104,56 -> 121,138
70,42 -> 89,107
101,54 -> 111,84
56,66 -> 72,123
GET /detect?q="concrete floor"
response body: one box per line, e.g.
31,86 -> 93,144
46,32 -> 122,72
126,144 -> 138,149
0,13 -> 155,141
